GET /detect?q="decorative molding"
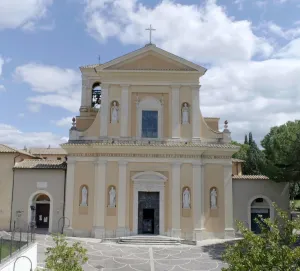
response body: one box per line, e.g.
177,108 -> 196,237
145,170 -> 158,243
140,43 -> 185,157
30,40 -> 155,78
69,153 -> 232,160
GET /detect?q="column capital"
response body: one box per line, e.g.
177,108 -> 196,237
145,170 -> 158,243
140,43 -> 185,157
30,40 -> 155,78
118,160 -> 128,166
94,159 -> 107,165
120,84 -> 130,89
101,83 -> 110,89
191,85 -> 201,91
172,161 -> 182,167
67,159 -> 76,165
170,85 -> 181,90
192,162 -> 203,168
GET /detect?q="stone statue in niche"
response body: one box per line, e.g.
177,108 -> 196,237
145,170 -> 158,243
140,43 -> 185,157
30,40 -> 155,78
109,186 -> 116,207
210,188 -> 217,209
111,101 -> 119,123
182,187 -> 191,209
80,186 -> 88,206
182,103 -> 189,124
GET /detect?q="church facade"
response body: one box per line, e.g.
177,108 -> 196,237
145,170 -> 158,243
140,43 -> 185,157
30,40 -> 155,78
60,44 -> 289,240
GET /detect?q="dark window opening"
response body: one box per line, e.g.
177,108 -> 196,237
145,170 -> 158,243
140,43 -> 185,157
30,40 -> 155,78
92,82 -> 101,109
255,198 -> 264,203
57,157 -> 61,160
142,110 -> 158,138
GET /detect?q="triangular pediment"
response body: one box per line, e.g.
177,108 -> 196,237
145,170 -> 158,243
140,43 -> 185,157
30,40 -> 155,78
97,45 -> 206,73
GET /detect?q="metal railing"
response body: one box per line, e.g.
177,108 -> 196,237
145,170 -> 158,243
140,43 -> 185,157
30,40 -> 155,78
0,226 -> 35,264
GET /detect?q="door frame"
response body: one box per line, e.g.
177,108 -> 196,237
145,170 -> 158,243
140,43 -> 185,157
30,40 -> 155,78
28,190 -> 53,233
132,171 -> 167,235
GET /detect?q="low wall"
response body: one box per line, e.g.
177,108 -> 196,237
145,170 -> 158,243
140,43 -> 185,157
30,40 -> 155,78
0,243 -> 37,271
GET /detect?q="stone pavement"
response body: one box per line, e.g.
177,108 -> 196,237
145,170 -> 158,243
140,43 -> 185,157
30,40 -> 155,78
36,234 -> 230,270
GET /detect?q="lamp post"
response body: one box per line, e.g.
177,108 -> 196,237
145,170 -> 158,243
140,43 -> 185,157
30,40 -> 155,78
13,255 -> 32,271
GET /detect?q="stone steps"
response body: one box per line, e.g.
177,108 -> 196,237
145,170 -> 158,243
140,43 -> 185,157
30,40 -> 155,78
117,236 -> 182,245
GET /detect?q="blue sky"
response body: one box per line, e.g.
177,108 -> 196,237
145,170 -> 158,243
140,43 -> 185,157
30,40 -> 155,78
1,0 -> 300,147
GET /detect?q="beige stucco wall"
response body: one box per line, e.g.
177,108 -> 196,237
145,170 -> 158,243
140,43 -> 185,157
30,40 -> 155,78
233,179 -> 289,230
0,153 -> 33,230
73,162 -> 95,232
12,169 -> 65,232
204,164 -> 225,233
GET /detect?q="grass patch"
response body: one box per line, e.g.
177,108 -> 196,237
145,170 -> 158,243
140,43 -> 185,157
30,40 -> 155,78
0,240 -> 20,261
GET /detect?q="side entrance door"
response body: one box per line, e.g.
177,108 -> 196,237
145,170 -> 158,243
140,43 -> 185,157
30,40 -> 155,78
36,204 -> 50,228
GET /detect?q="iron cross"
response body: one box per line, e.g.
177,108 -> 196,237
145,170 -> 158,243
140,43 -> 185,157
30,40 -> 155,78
145,24 -> 156,44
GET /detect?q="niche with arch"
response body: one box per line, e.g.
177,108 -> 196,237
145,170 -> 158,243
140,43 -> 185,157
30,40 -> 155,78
107,185 -> 117,216
209,187 -> 219,217
181,102 -> 190,124
79,185 -> 89,215
110,100 -> 119,124
91,82 -> 101,109
182,186 -> 191,217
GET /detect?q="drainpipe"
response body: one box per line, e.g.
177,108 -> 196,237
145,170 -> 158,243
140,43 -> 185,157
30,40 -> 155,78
10,153 -> 21,231
62,157 -> 67,231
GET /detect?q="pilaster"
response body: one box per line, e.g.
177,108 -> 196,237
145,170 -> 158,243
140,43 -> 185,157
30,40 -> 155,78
171,85 -> 180,139
192,162 -> 206,241
116,161 -> 129,237
100,84 -> 109,137
120,85 -> 130,137
171,162 -> 182,238
92,160 -> 107,239
80,76 -> 89,111
192,85 -> 201,140
63,159 -> 76,236
224,164 -> 235,238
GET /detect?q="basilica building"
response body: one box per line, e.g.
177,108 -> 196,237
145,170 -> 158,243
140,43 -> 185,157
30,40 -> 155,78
59,43 -> 289,240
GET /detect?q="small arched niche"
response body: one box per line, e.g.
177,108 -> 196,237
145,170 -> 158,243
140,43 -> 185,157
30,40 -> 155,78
79,185 -> 88,207
182,186 -> 191,209
107,185 -> 116,208
181,102 -> 190,124
210,187 -> 218,209
110,100 -> 119,123
91,82 -> 101,109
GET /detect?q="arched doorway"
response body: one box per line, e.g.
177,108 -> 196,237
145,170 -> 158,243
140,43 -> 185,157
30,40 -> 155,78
249,196 -> 272,234
28,191 -> 52,232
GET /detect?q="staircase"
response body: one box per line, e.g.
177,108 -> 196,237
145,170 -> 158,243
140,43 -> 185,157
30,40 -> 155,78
118,235 -> 182,245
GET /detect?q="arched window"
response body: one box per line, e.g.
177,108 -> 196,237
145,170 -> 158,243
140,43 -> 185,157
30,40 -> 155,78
92,82 -> 101,109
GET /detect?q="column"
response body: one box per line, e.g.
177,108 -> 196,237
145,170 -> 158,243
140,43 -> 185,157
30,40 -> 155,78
192,85 -> 201,140
63,159 -> 75,236
171,162 -> 181,238
100,84 -> 109,137
80,76 -> 89,111
171,85 -> 180,139
120,85 -> 129,137
224,164 -> 235,238
93,159 -> 107,238
116,161 -> 128,236
193,163 -> 206,240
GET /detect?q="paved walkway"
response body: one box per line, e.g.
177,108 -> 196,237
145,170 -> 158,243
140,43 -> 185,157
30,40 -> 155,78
36,234 -> 230,271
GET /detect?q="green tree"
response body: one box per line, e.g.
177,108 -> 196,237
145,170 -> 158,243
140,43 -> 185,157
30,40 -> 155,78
261,121 -> 300,192
44,234 -> 88,271
231,141 -> 249,162
222,206 -> 300,271
244,134 -> 248,145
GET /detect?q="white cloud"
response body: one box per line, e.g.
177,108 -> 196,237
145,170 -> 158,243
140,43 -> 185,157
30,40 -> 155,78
275,38 -> 300,58
201,57 -> 300,143
52,117 -> 73,127
0,0 -> 53,30
266,22 -> 300,40
0,123 -> 67,148
84,0 -> 273,64
18,113 -> 25,118
14,63 -> 81,112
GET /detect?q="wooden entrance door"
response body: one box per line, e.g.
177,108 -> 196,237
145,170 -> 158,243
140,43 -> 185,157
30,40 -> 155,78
36,204 -> 50,228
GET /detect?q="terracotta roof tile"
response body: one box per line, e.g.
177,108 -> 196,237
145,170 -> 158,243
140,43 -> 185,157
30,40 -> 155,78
232,175 -> 269,180
29,148 -> 67,155
0,144 -> 36,157
14,159 -> 67,169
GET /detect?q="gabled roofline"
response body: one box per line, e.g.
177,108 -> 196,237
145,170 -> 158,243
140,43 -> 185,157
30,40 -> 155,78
80,44 -> 207,74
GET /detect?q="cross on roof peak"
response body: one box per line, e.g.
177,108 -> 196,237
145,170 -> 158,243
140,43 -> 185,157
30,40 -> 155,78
145,24 -> 156,45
